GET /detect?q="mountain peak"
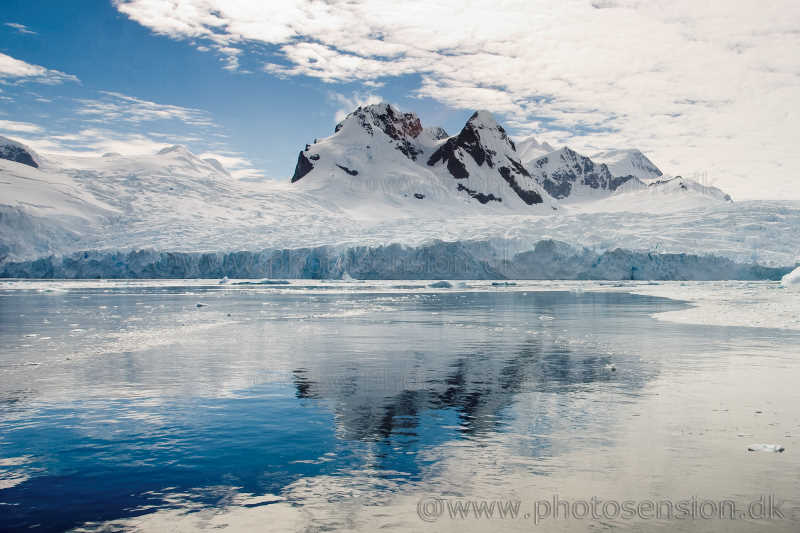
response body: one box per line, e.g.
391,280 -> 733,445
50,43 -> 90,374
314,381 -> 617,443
0,135 -> 40,168
592,148 -> 663,180
468,110 -> 500,128
424,126 -> 450,141
157,144 -> 194,157
427,109 -> 548,206
516,135 -> 556,165
335,102 -> 423,140
530,146 -> 643,200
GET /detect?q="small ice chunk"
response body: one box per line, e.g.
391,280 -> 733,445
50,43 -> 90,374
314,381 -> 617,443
538,315 -> 554,321
604,363 -> 616,372
219,276 -> 230,284
747,444 -> 785,453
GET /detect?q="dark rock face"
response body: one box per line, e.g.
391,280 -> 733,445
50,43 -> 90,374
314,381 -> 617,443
428,114 -> 498,173
541,178 -> 572,199
427,137 -> 469,179
336,164 -> 358,176
499,165 -> 542,205
457,183 -> 502,204
0,143 -> 38,168
291,151 -> 314,183
532,148 -> 631,199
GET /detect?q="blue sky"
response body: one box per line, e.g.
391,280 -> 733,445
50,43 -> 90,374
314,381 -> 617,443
0,1 -> 469,180
1,0 -> 799,198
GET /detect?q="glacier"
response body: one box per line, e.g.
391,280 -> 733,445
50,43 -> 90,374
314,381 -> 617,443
0,240 -> 789,280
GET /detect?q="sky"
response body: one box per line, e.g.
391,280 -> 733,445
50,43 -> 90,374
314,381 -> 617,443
1,0 -> 798,198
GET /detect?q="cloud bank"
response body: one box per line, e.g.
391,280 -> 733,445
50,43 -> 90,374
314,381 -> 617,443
113,0 -> 800,199
0,52 -> 79,85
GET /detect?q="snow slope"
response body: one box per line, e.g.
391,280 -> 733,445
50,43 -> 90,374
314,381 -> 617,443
591,148 -> 663,181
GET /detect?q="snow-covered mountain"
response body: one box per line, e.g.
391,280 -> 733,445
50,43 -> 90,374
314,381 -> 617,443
592,148 -> 663,181
291,104 -> 554,211
426,110 -> 553,207
1,102 -> 778,279
526,146 -> 642,201
643,175 -> 731,201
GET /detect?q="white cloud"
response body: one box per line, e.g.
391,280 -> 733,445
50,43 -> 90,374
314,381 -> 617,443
0,52 -> 78,85
1,91 -> 263,181
0,119 -> 43,133
4,22 -> 37,35
198,151 -> 264,180
76,91 -> 213,126
329,91 -> 384,123
11,127 -> 264,180
113,0 -> 800,199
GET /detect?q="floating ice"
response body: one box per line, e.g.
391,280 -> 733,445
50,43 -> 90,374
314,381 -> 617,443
747,444 -> 785,453
233,280 -> 291,285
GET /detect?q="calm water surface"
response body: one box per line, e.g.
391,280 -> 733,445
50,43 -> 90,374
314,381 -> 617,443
0,281 -> 798,532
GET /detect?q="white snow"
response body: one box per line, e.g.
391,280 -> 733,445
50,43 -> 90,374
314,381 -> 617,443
592,148 -> 663,181
618,281 -> 800,331
514,135 -> 555,163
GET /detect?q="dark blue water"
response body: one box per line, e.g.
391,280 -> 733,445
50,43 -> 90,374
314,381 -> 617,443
1,283 -> 798,531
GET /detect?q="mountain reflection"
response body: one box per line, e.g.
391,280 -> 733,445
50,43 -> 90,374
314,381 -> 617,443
293,331 -> 650,442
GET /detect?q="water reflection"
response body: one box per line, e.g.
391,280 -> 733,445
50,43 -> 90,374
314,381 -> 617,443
0,286 -> 798,531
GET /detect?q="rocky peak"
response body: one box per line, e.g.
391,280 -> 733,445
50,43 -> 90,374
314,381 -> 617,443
531,147 -> 641,199
424,126 -> 450,141
335,103 -> 422,140
0,135 -> 39,168
427,110 -> 545,206
427,110 -> 516,178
